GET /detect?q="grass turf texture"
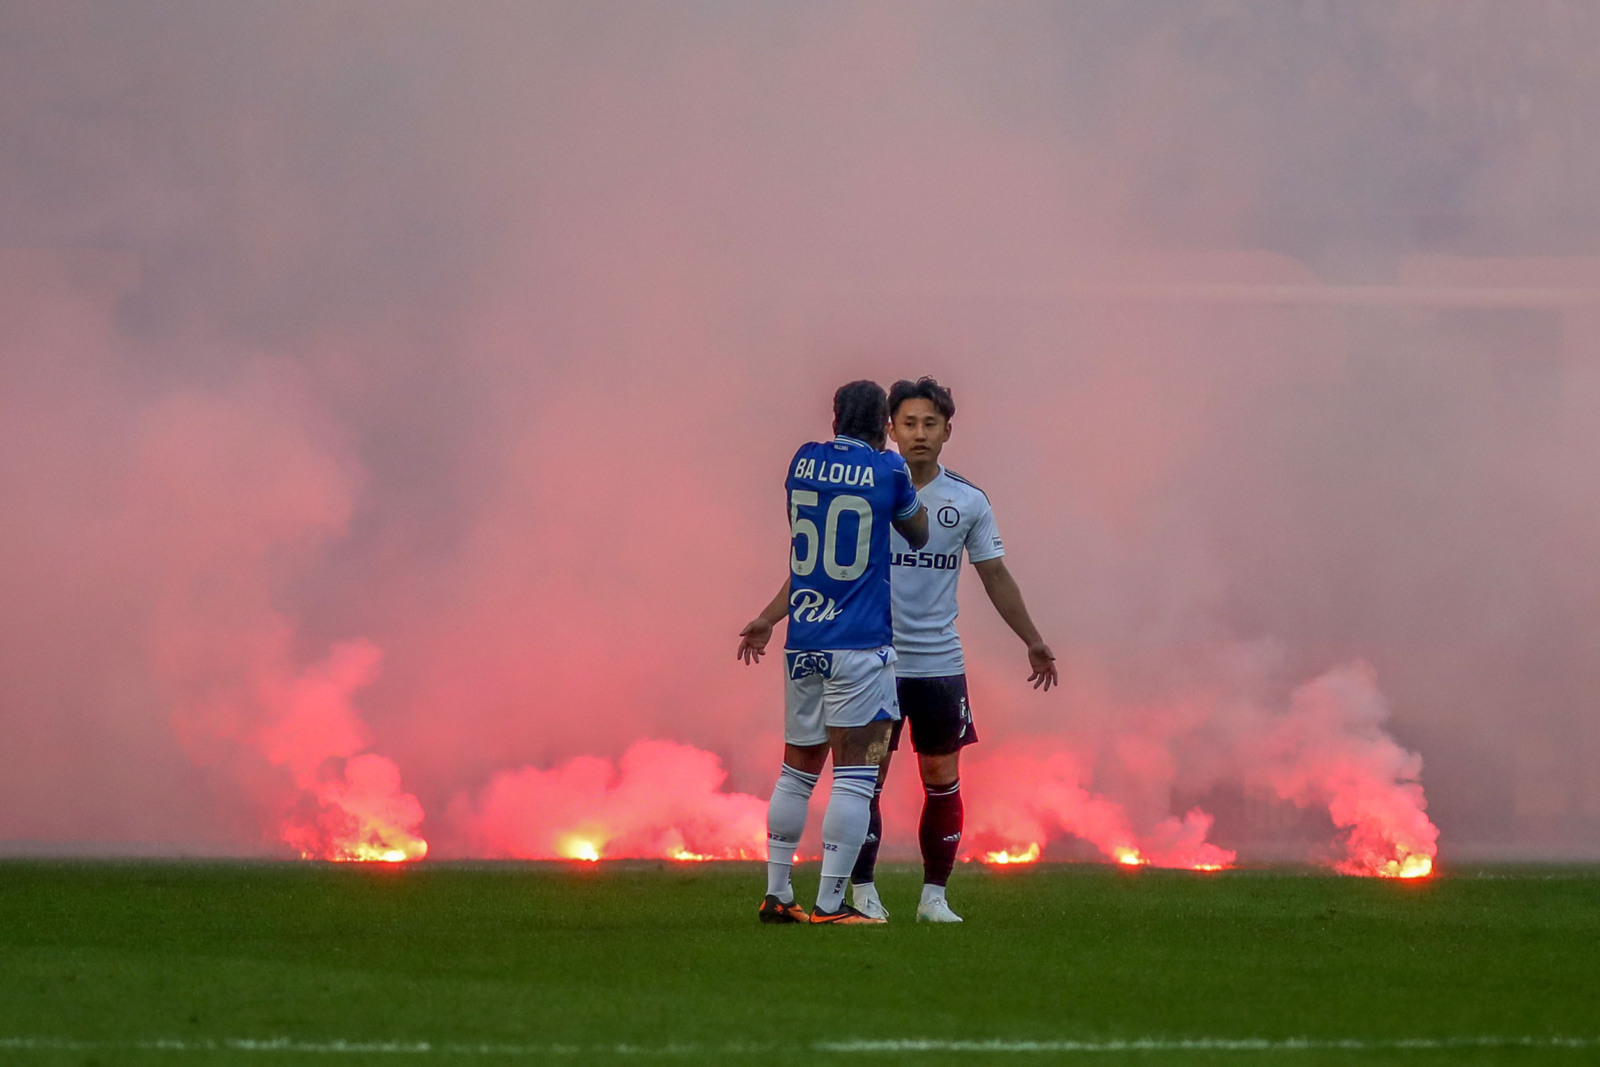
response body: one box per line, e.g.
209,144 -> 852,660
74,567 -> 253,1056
1,862 -> 1596,1066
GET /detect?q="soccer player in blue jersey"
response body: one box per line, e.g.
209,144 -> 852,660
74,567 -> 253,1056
739,380 -> 928,924
741,377 -> 1056,923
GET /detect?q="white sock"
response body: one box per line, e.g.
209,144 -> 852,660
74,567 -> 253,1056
921,882 -> 947,905
816,765 -> 878,912
852,881 -> 881,906
766,764 -> 817,901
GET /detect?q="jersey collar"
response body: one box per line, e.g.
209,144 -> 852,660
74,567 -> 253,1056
833,435 -> 872,449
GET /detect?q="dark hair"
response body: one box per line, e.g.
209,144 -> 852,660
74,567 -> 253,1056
888,376 -> 955,421
832,379 -> 888,443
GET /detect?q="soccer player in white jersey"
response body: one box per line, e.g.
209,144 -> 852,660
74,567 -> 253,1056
847,376 -> 1057,923
740,380 -> 929,924
740,377 -> 1057,923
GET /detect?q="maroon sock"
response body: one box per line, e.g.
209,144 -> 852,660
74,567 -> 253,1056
918,779 -> 963,887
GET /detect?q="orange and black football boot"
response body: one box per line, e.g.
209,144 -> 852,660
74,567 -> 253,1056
758,894 -> 809,924
808,902 -> 886,925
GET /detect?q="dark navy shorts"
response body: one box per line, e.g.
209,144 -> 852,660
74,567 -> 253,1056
889,674 -> 979,756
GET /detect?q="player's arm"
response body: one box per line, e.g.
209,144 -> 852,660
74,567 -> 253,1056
894,505 -> 929,551
737,577 -> 791,664
971,557 -> 1058,690
887,453 -> 929,550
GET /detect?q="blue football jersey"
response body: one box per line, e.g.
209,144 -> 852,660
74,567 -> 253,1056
784,435 -> 922,651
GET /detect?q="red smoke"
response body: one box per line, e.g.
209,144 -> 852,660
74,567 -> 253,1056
440,663 -> 1435,877
254,642 -> 427,862
452,740 -> 764,861
125,366 -> 426,861
1255,665 -> 1438,877
0,251 -> 1441,875
18,6 -> 1600,871
950,662 -> 1437,876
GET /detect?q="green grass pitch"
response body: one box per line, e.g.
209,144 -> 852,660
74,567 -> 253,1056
2,860 -> 1597,1066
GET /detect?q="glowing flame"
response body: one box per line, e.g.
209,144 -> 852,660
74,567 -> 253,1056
981,843 -> 1041,865
661,827 -> 762,861
1337,839 -> 1437,878
250,646 -> 430,865
1378,852 -> 1433,879
953,665 -> 1435,881
669,848 -> 713,862
325,836 -> 427,864
664,840 -> 767,861
559,835 -> 602,862
280,754 -> 430,864
460,740 -> 769,861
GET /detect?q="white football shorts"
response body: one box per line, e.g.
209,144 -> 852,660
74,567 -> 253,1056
782,646 -> 901,747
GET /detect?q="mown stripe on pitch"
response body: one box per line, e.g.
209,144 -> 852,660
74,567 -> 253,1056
0,1035 -> 1596,1055
822,1037 -> 1600,1052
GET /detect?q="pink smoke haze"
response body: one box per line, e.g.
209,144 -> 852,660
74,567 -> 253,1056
1258,665 -> 1439,877
947,660 -> 1436,874
130,374 -> 426,861
453,741 -> 765,862
4,4 -> 1599,869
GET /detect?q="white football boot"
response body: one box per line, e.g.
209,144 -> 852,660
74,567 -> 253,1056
915,896 -> 964,923
850,882 -> 891,921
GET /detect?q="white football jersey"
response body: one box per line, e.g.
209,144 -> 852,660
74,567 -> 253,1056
888,466 -> 1004,677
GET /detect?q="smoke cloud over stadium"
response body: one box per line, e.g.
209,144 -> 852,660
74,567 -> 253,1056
3,2 -> 1598,868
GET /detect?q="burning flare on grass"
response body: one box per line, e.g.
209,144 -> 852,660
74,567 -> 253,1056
345,845 -> 415,863
293,754 -> 429,863
132,385 -> 428,864
558,835 -> 602,862
959,748 -> 1239,871
1384,853 -> 1434,879
455,740 -> 765,860
1265,665 -> 1440,879
955,662 -> 1433,877
1360,850 -> 1433,879
258,643 -> 430,864
670,848 -> 716,862
981,843 -> 1041,865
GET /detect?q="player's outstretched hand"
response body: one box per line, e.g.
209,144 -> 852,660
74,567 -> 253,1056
1027,641 -> 1058,690
738,618 -> 774,664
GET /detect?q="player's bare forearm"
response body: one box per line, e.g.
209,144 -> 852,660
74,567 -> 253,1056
757,577 -> 791,626
894,505 -> 930,550
973,559 -> 1040,643
737,577 -> 791,664
973,557 -> 1058,690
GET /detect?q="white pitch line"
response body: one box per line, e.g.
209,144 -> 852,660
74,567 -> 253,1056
0,1035 -> 1595,1056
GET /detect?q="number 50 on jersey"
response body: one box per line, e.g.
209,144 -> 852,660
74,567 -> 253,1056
783,437 -> 921,651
